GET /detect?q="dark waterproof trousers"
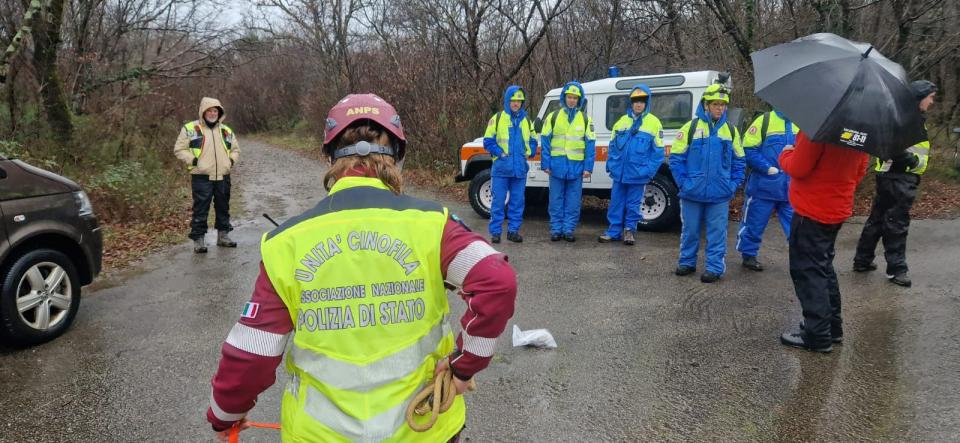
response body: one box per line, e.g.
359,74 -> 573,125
190,175 -> 232,240
854,172 -> 920,276
789,214 -> 843,347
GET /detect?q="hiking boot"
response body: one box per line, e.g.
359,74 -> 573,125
888,273 -> 912,287
700,272 -> 721,283
551,233 -> 563,242
623,230 -> 635,246
598,234 -> 613,243
490,235 -> 501,244
853,262 -> 878,273
675,266 -> 696,276
507,232 -> 523,243
217,231 -> 237,247
742,256 -> 764,272
780,329 -> 833,353
800,321 -> 843,343
563,233 -> 575,242
193,238 -> 208,254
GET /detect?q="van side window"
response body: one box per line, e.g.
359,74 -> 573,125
605,92 -> 693,130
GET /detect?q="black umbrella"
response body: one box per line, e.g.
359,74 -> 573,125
752,33 -> 926,159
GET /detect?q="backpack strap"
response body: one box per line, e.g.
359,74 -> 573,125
686,118 -> 700,146
760,111 -> 770,143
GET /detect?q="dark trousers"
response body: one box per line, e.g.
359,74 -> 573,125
789,214 -> 843,346
190,175 -> 232,240
854,173 -> 919,276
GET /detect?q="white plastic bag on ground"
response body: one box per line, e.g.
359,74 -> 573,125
511,325 -> 557,348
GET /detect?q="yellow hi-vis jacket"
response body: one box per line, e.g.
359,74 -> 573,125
260,176 -> 464,442
874,139 -> 930,175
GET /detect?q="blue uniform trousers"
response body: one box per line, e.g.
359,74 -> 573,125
604,181 -> 646,238
679,199 -> 729,275
548,176 -> 583,235
736,196 -> 793,258
489,176 -> 526,236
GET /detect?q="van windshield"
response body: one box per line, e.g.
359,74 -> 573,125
605,91 -> 693,131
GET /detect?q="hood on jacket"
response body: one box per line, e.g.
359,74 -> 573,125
198,97 -> 226,124
560,81 -> 586,111
502,85 -> 527,119
629,84 -> 653,119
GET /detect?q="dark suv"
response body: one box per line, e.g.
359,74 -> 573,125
0,155 -> 102,346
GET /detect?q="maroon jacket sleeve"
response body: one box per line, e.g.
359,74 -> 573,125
206,263 -> 293,431
440,216 -> 517,379
780,132 -> 823,179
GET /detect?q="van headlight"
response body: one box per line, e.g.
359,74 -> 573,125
74,191 -> 94,216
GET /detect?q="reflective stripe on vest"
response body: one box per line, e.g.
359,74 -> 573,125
909,143 -> 930,174
548,111 -> 588,160
288,320 -> 452,391
185,121 -> 233,159
874,140 -> 930,175
261,176 -> 465,442
489,111 -> 532,159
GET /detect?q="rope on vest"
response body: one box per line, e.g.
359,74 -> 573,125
227,421 -> 280,443
405,368 -> 476,432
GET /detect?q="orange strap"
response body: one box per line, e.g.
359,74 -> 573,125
227,422 -> 280,443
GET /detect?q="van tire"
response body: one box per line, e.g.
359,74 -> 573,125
468,169 -> 493,219
0,249 -> 81,347
637,174 -> 680,231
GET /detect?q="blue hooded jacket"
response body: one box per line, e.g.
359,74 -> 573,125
540,81 -> 596,180
606,84 -> 664,184
744,110 -> 795,201
668,102 -> 746,203
483,85 -> 538,178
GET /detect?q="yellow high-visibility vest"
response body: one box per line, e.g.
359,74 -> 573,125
260,176 -> 464,442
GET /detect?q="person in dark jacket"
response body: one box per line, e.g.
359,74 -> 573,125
599,84 -> 664,245
852,80 -> 937,287
779,132 -> 869,353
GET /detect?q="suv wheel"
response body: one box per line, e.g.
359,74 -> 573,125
0,249 -> 81,347
637,173 -> 680,231
468,169 -> 494,219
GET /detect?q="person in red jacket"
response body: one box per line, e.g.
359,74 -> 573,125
778,131 -> 869,352
205,94 -> 517,441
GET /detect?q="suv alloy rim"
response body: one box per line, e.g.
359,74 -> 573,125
15,261 -> 73,331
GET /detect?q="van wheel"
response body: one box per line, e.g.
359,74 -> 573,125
637,174 -> 680,232
0,249 -> 81,347
468,169 -> 493,219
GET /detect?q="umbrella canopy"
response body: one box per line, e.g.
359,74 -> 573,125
752,33 -> 926,159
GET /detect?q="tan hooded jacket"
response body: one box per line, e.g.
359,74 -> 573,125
174,97 -> 240,180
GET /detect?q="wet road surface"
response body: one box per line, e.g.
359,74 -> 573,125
1,141 -> 958,442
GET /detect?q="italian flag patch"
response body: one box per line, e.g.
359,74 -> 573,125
241,302 -> 260,319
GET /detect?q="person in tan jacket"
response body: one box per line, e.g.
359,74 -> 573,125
174,97 -> 240,253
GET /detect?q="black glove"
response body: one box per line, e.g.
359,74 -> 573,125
905,153 -> 920,169
891,151 -> 918,170
192,158 -> 198,167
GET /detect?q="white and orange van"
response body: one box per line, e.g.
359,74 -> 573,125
455,70 -> 740,231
